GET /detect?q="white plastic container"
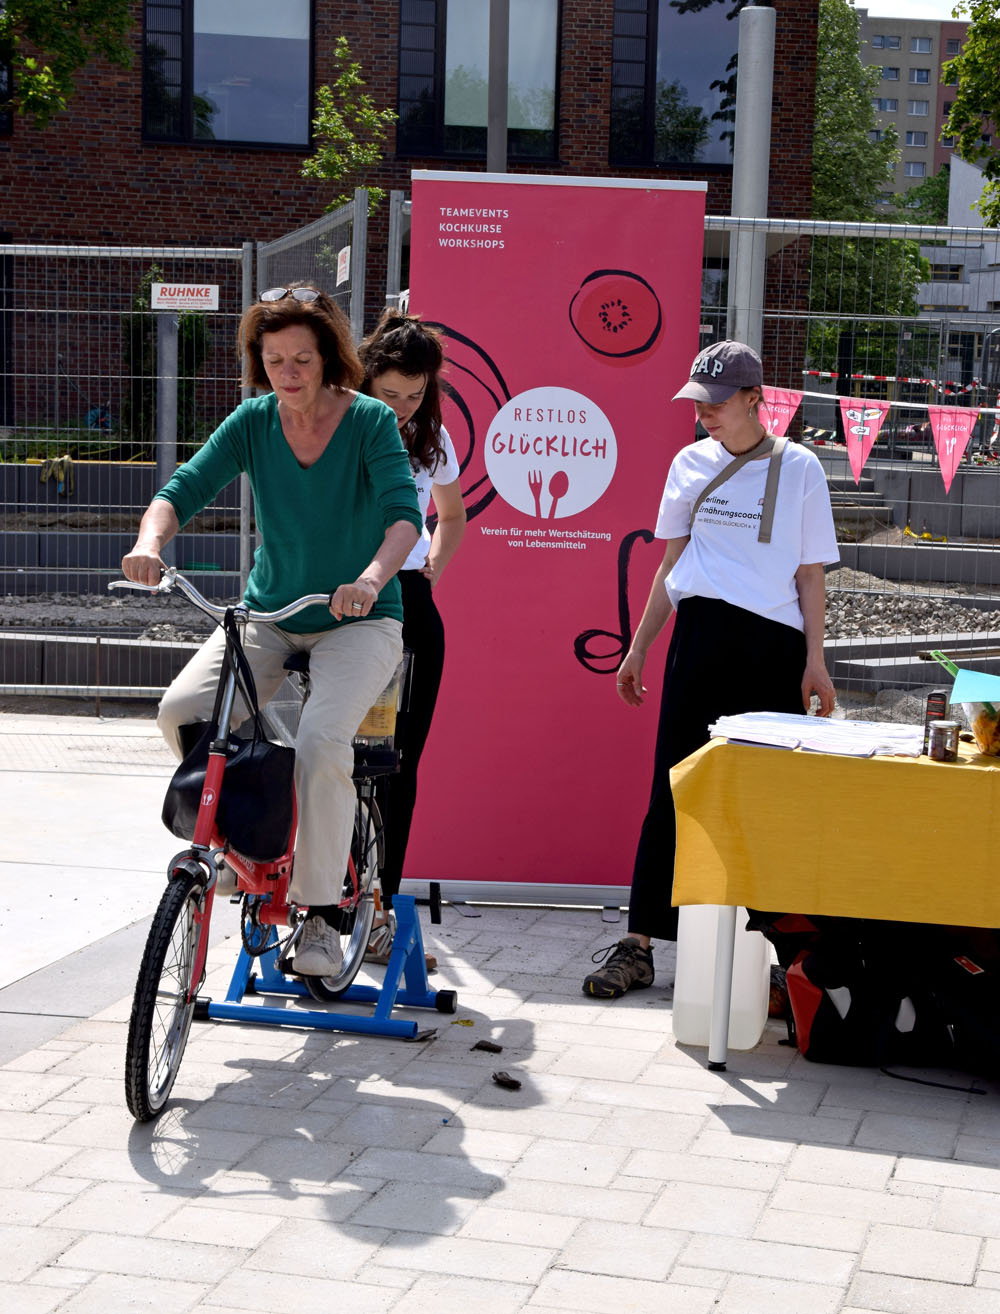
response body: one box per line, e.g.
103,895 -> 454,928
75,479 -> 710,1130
672,904 -> 771,1050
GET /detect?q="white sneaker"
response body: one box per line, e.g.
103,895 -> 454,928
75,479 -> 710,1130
294,915 -> 344,976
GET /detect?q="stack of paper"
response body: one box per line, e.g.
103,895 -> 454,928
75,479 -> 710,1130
709,711 -> 924,757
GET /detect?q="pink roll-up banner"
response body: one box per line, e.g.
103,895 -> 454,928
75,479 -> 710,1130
928,405 -> 979,492
761,386 -> 803,438
403,171 -> 707,902
839,397 -> 891,484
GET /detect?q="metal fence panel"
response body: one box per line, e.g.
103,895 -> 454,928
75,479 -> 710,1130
704,215 -> 1000,721
256,189 -> 368,341
5,213 -> 1000,721
0,242 -> 249,697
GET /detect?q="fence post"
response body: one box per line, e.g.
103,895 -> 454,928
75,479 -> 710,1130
155,311 -> 178,566
240,240 -> 255,593
350,188 -> 369,342
727,5 -> 774,353
386,190 -> 406,309
487,0 -> 510,174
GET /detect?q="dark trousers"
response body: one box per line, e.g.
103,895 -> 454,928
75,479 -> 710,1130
628,596 -> 808,941
379,569 -> 446,906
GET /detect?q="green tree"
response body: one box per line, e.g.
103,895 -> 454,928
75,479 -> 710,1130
0,0 -> 133,127
654,80 -> 710,164
813,0 -> 899,220
942,2 -> 1000,225
301,36 -> 396,213
808,0 -> 924,379
891,165 -> 951,225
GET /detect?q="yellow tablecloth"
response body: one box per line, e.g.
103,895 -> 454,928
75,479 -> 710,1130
670,738 -> 1000,927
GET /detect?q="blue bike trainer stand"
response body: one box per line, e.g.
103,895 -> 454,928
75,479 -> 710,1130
194,895 -> 456,1038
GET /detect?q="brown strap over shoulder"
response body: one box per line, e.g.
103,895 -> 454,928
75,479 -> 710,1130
689,435 -> 787,544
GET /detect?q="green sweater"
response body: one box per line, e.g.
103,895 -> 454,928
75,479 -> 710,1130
155,392 -> 421,633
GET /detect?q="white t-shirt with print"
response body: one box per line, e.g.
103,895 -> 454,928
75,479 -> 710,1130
402,425 -> 462,571
654,437 -> 840,632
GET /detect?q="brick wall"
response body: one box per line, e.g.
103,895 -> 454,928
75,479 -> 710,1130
0,1 -> 818,331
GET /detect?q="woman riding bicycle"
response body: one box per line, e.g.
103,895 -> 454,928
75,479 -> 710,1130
122,283 -> 422,979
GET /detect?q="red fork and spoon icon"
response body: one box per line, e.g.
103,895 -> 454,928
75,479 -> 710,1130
528,469 -> 569,519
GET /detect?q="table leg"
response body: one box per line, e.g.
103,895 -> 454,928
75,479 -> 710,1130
707,904 -> 737,1070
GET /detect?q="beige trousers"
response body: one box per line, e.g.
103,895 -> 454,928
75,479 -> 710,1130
157,616 -> 403,905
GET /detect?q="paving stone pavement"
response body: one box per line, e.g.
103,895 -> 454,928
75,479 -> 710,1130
4,712 -> 1000,1312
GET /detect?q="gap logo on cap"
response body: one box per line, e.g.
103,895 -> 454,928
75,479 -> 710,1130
691,350 -> 726,378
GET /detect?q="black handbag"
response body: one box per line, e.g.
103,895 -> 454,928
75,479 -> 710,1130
162,611 -> 296,862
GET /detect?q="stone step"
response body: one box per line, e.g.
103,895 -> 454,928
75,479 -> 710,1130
830,486 -> 893,499
0,630 -> 199,694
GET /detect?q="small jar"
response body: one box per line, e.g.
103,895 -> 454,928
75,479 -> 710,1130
928,720 -> 960,762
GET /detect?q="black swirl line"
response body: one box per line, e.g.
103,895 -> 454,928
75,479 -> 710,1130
573,528 -> 655,675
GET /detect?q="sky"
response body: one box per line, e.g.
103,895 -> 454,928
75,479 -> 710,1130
855,2 -> 968,18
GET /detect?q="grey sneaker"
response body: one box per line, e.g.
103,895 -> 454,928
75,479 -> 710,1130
364,915 -> 438,972
294,915 -> 344,977
583,937 -> 654,998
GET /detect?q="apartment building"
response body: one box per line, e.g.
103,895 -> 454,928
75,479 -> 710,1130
856,6 -> 970,208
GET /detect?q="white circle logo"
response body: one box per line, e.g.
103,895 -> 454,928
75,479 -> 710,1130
485,386 -> 617,519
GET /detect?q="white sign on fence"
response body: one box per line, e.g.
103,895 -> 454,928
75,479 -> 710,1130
151,284 -> 219,311
336,246 -> 351,287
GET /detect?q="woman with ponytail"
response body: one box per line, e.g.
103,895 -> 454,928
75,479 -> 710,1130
359,310 -> 467,964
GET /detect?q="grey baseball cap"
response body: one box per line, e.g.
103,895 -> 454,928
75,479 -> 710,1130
672,340 -> 763,403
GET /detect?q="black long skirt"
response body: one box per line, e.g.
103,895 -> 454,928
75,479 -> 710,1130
627,595 -> 808,941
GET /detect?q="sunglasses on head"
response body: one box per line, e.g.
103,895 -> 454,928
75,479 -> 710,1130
259,287 -> 321,304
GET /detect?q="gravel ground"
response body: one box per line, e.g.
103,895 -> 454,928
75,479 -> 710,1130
0,590 -> 213,642
3,567 -> 999,643
1,568 -> 996,727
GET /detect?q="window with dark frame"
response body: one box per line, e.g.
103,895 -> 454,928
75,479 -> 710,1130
396,0 -> 558,160
610,0 -> 740,168
143,0 -> 312,146
0,57 -> 11,136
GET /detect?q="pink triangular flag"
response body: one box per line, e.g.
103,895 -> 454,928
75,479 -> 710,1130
761,386 -> 803,438
928,405 -> 979,493
839,397 -> 891,484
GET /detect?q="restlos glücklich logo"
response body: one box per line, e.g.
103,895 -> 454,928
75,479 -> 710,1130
485,385 -> 617,519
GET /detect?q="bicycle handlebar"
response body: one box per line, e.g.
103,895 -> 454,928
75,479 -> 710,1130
109,567 -> 332,626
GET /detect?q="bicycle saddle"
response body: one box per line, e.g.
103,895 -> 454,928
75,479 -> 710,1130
283,651 -> 310,675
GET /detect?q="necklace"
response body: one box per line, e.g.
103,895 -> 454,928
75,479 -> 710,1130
723,431 -> 768,458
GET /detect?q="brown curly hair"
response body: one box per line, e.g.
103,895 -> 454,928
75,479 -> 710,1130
239,283 -> 363,391
359,309 -> 446,473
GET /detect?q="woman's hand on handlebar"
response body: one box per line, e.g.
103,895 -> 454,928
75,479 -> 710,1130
329,578 -> 378,621
122,543 -> 165,588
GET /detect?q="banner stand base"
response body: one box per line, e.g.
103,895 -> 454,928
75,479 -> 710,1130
400,880 -> 629,912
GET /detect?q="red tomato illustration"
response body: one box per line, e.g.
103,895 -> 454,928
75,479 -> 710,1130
568,269 -> 663,359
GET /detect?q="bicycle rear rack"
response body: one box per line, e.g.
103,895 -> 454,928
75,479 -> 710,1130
192,895 -> 456,1038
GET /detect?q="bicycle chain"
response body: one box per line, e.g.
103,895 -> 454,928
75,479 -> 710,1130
239,896 -> 297,958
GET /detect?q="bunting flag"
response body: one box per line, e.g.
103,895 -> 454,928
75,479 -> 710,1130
760,385 -> 803,437
928,405 -> 980,493
838,396 -> 891,484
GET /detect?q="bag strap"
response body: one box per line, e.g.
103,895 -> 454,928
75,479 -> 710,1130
688,434 -> 787,544
221,610 -> 269,746
757,435 -> 787,544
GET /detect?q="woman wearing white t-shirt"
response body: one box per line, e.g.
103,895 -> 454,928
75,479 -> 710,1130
360,312 -> 466,963
584,340 -> 838,999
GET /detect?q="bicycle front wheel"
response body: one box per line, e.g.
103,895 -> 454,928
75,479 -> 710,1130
304,799 -> 380,1002
125,872 -> 204,1121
